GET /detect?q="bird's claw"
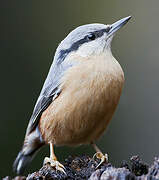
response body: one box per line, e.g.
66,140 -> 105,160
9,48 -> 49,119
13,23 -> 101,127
93,152 -> 108,168
43,157 -> 66,174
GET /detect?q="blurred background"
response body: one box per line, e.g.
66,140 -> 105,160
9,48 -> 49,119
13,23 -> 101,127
1,0 -> 159,177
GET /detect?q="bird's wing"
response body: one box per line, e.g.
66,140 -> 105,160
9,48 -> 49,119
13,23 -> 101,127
26,87 -> 61,134
26,62 -> 73,135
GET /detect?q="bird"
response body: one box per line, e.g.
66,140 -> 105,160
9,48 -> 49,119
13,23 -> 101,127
13,16 -> 131,175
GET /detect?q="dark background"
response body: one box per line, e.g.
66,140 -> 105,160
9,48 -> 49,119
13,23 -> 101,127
1,0 -> 159,178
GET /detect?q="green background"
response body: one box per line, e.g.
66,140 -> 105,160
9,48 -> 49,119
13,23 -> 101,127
1,0 -> 159,178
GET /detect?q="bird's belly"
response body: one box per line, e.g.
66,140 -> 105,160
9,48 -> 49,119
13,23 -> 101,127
39,58 -> 124,146
39,75 -> 123,146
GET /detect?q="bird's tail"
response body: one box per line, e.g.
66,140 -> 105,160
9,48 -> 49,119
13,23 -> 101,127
13,129 -> 44,175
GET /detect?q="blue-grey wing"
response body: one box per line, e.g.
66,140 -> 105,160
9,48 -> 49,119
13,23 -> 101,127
26,61 -> 73,135
26,87 -> 61,134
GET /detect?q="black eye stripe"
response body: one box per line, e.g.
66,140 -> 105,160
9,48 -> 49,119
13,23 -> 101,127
86,33 -> 96,41
86,29 -> 106,41
57,28 -> 108,64
105,26 -> 112,33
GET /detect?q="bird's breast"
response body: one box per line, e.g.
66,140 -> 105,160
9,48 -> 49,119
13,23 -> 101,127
39,54 -> 124,145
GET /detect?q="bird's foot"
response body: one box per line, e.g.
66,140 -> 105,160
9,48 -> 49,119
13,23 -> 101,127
43,157 -> 66,174
93,152 -> 108,168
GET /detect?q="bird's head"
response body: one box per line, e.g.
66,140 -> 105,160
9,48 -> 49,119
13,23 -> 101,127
54,16 -> 131,64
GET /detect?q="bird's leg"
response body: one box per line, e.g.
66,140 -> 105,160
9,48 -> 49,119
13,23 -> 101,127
91,142 -> 108,168
43,143 -> 66,174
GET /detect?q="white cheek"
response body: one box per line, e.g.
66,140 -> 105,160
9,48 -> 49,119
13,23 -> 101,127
76,40 -> 105,57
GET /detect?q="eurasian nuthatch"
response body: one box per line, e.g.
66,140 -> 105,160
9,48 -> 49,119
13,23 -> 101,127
13,16 -> 131,174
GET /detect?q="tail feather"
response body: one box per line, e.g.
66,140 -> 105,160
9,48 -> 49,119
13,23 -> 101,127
13,150 -> 34,175
13,129 -> 44,174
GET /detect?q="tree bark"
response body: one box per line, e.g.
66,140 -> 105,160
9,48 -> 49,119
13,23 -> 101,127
3,155 -> 159,180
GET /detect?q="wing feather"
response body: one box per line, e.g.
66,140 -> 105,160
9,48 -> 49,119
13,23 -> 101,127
26,61 -> 73,135
27,88 -> 61,134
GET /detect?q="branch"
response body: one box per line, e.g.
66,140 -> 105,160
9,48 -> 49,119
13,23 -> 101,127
3,155 -> 159,180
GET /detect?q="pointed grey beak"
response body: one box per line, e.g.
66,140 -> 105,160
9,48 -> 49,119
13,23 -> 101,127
108,16 -> 131,36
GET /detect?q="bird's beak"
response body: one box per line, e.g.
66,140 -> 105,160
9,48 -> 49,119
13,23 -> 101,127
108,16 -> 131,36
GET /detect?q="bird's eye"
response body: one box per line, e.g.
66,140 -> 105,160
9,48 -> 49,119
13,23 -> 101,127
86,33 -> 96,41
